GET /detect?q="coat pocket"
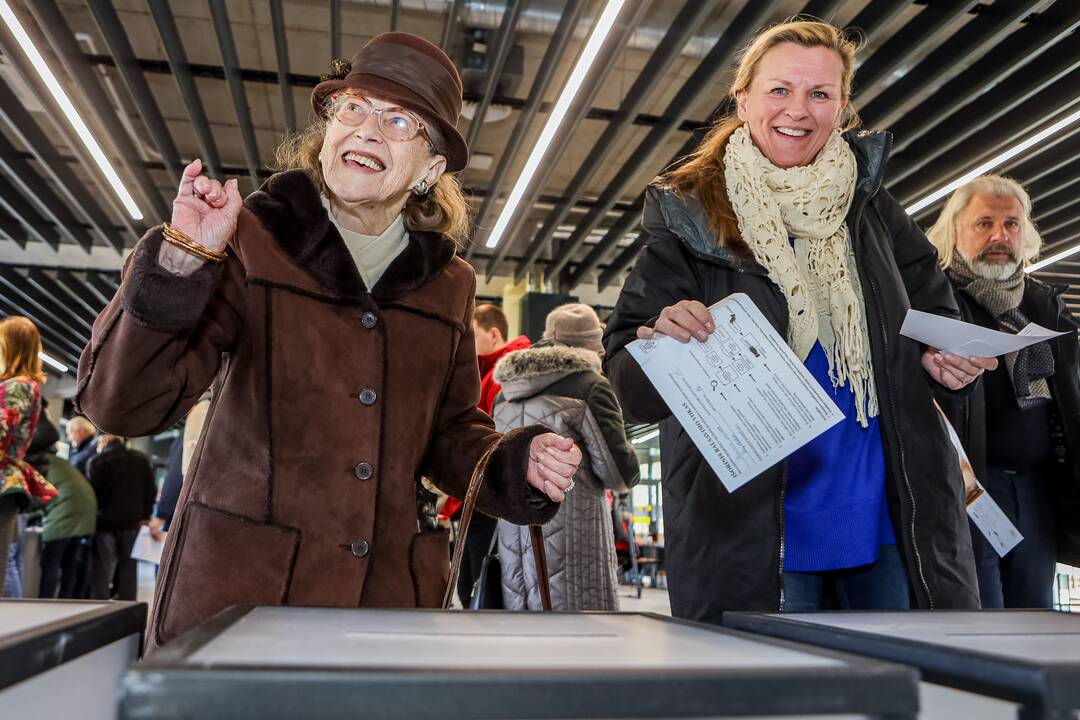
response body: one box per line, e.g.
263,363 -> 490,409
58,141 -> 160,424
158,502 -> 300,645
409,529 -> 450,608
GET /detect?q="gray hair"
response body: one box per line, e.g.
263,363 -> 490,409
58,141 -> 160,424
67,415 -> 97,437
926,174 -> 1042,269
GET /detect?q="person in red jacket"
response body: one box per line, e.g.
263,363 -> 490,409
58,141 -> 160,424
450,303 -> 531,606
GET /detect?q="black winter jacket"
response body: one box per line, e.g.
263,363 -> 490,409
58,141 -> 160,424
86,442 -> 157,532
603,129 -> 981,624
937,279 -> 1080,566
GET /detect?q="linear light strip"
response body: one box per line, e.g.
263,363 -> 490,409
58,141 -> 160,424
39,351 -> 69,373
631,428 -> 659,444
485,0 -> 626,249
0,1 -> 143,220
905,105 -> 1080,217
1026,241 -> 1080,274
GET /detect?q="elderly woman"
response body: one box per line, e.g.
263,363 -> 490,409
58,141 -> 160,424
603,20 -> 996,623
77,32 -> 580,649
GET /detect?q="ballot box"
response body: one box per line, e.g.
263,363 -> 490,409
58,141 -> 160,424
0,599 -> 146,720
120,607 -> 919,719
724,610 -> 1080,720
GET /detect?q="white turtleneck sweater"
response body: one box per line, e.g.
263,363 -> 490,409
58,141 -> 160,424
321,196 -> 410,290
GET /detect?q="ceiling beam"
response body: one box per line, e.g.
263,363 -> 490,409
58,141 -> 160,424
513,0 -> 723,283
861,0 -> 1045,130
483,0 -> 653,280
0,74 -> 121,252
58,269 -> 113,308
542,0 -> 778,283
268,0 -> 297,133
0,174 -> 57,248
209,0 -> 262,192
0,297 -> 81,368
0,271 -> 90,351
27,0 -> 169,223
464,0 -> 524,151
147,1 -> 223,178
464,2 -> 586,260
86,0 -> 183,182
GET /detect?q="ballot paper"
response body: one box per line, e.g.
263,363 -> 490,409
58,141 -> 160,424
130,525 -> 166,565
900,309 -> 1067,357
626,293 -> 844,493
936,403 -> 1023,558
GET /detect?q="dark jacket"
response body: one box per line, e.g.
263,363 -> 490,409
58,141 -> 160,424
492,344 -> 640,610
937,279 -> 1080,566
69,437 -> 97,476
603,129 -> 981,624
75,170 -> 557,650
86,441 -> 156,532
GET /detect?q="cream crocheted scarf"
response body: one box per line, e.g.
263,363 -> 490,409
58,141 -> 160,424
723,125 -> 878,426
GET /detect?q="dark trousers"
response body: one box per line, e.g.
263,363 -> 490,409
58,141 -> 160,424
0,496 -> 19,596
39,536 -> 90,599
782,544 -> 912,611
88,528 -> 140,601
456,512 -> 498,608
973,468 -> 1057,609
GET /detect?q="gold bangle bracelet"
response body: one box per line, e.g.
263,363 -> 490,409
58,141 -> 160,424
162,222 -> 227,263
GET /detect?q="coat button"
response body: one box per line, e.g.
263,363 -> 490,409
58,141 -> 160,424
350,539 -> 370,557
358,388 -> 377,405
360,311 -> 378,329
353,462 -> 374,480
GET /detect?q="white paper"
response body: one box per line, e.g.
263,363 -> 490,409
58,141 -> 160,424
900,309 -> 1066,358
130,525 -> 166,565
935,403 -> 1023,558
626,293 -> 844,493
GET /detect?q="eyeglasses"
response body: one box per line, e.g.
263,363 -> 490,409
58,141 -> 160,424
329,94 -> 426,143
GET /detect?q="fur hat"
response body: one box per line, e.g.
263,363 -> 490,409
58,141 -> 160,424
543,303 -> 604,354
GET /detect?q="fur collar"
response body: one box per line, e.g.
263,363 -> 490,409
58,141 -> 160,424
242,170 -> 457,301
494,345 -> 601,400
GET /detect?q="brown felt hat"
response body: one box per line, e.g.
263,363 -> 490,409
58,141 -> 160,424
311,32 -> 469,172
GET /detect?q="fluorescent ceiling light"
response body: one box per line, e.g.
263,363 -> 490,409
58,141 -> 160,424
0,1 -> 143,220
39,351 -> 68,373
905,104 -> 1080,217
1026,242 -> 1080,274
632,428 -> 659,445
485,0 -> 626,249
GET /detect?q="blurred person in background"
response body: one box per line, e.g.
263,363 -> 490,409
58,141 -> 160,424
0,316 -> 56,595
26,416 -> 97,599
85,435 -> 156,600
604,20 -> 995,623
928,175 -> 1080,609
66,416 -> 98,476
493,304 -> 639,610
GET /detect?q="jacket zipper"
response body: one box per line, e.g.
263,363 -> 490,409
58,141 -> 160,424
867,272 -> 934,609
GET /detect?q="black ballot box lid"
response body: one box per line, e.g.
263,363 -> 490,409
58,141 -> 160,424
724,610 -> 1080,716
120,607 -> 918,719
0,599 -> 147,690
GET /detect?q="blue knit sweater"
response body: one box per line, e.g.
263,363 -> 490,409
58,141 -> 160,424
783,341 -> 894,572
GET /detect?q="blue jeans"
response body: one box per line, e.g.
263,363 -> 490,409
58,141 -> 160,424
972,468 -> 1056,609
782,544 -> 911,611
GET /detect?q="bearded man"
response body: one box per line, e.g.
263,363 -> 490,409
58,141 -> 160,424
929,175 -> 1080,608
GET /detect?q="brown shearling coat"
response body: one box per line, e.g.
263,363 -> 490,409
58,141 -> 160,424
75,170 -> 556,649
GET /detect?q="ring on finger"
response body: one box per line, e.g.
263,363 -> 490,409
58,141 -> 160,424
566,479 -> 575,493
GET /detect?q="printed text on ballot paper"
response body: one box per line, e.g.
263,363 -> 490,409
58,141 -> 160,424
626,294 -> 843,493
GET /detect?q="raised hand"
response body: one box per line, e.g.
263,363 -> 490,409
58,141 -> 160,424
526,433 -> 582,503
171,159 -> 243,253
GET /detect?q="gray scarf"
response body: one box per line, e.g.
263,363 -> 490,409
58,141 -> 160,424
947,255 -> 1053,408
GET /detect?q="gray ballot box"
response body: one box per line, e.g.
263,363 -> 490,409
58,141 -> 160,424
120,607 -> 919,719
0,599 -> 146,720
724,610 -> 1080,720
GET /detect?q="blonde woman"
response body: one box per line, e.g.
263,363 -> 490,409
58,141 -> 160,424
604,20 -> 996,623
0,316 -> 56,593
77,32 -> 580,650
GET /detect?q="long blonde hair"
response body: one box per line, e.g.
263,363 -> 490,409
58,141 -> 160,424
925,174 -> 1042,270
273,99 -> 472,247
662,19 -> 862,245
0,316 -> 45,384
